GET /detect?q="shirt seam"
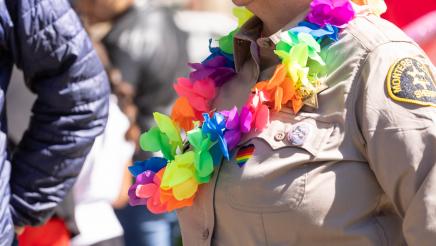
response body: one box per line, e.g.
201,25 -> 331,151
347,20 -> 416,54
340,40 -> 369,152
210,162 -> 224,244
366,124 -> 432,133
260,212 -> 270,246
373,191 -> 389,246
374,217 -> 389,246
348,40 -> 421,152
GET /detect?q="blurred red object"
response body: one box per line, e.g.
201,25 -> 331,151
383,0 -> 436,64
18,218 -> 70,246
403,11 -> 436,64
383,0 -> 436,28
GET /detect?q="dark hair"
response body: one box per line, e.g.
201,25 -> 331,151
90,34 -> 141,144
106,67 -> 141,143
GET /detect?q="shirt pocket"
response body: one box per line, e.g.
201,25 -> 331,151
224,113 -> 336,213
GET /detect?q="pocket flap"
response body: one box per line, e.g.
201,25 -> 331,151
238,115 -> 335,157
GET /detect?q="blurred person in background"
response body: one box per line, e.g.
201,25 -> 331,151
0,0 -> 109,245
383,0 -> 436,64
73,0 -> 189,245
17,193 -> 78,246
70,43 -> 137,246
76,0 -> 189,135
173,0 -> 237,62
14,22 -> 141,246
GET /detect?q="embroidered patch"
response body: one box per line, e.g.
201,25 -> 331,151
386,57 -> 436,107
235,144 -> 255,168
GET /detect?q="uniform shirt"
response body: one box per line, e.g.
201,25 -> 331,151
176,12 -> 436,246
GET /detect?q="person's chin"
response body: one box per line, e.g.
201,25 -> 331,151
232,0 -> 254,6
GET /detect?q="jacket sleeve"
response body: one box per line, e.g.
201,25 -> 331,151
6,0 -> 109,226
358,41 -> 436,245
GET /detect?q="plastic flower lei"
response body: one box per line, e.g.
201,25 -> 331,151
128,0 -> 387,214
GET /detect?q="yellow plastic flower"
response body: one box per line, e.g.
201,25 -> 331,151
160,152 -> 199,201
233,7 -> 254,27
351,0 -> 387,16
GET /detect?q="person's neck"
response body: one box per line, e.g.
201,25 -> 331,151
247,0 -> 312,36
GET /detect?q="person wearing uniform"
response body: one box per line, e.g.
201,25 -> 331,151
127,0 -> 436,245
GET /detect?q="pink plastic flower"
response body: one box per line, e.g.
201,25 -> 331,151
244,90 -> 269,131
131,168 -> 194,214
307,0 -> 355,28
173,77 -> 217,112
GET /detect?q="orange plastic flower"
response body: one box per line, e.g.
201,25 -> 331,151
159,183 -> 195,212
171,97 -> 197,131
290,96 -> 304,114
142,168 -> 194,213
159,189 -> 194,211
254,64 -> 303,113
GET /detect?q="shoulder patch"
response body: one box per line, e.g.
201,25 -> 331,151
386,57 -> 436,107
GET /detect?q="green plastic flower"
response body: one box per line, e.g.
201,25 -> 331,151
187,128 -> 216,184
275,32 -> 324,94
139,113 -> 183,160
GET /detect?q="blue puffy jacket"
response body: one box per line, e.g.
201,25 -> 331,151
0,0 -> 109,244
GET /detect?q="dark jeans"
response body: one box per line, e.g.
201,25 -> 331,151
91,236 -> 124,246
115,206 -> 180,246
12,235 -> 18,246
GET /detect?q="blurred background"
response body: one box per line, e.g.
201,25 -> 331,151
8,0 -> 435,246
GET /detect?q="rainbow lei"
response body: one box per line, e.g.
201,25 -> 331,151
128,0 -> 387,214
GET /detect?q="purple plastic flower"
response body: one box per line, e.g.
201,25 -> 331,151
189,56 -> 236,87
221,106 -> 253,151
307,0 -> 355,28
128,170 -> 155,206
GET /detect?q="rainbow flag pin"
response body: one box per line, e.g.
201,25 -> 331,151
235,144 -> 255,168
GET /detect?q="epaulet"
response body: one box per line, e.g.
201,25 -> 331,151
345,15 -> 415,52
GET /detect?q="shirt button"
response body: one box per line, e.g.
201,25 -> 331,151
274,132 -> 286,141
202,229 -> 210,240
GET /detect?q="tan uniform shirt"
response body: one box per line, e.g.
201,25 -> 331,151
177,13 -> 436,246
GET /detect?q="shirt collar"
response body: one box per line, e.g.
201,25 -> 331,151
233,9 -> 310,72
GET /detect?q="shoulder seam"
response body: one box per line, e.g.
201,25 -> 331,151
346,16 -> 416,53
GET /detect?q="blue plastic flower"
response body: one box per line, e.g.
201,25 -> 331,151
290,21 -> 339,42
203,39 -> 235,69
128,157 -> 168,177
202,112 -> 229,159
